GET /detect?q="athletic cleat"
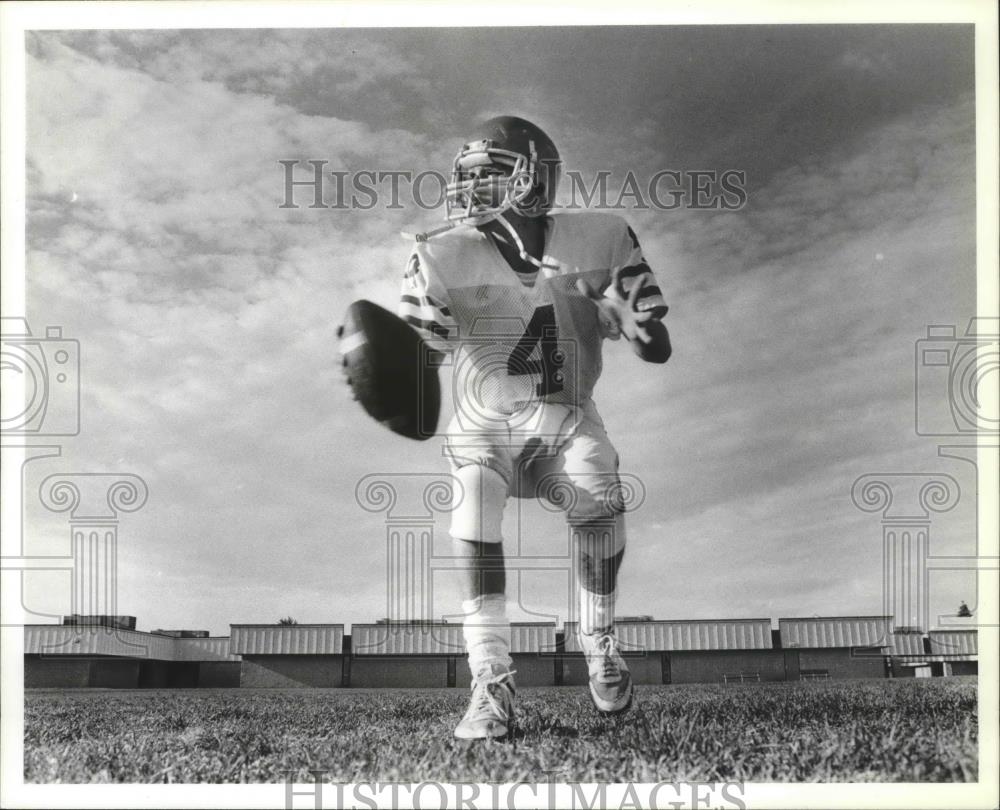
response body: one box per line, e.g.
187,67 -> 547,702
454,664 -> 517,740
579,630 -> 633,714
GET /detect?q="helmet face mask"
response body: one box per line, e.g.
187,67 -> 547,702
444,117 -> 560,227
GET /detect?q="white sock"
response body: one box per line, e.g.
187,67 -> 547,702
462,594 -> 512,677
580,588 -> 615,636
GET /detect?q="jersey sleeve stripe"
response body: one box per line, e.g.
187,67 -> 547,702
638,301 -> 669,318
616,262 -> 652,281
400,293 -> 452,317
403,315 -> 452,340
398,298 -> 455,326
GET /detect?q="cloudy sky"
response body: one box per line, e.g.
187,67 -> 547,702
16,25 -> 982,635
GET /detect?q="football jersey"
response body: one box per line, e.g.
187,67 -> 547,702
398,212 -> 667,418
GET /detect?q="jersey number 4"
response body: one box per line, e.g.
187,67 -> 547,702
507,304 -> 565,396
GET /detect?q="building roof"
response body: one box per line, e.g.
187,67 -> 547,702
928,629 -> 977,657
229,624 -> 345,655
888,632 -> 926,656
351,622 -> 556,655
778,616 -> 892,649
564,619 -> 773,652
173,636 -> 241,662
24,625 -> 238,661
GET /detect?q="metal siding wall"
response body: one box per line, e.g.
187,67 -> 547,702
510,625 -> 557,653
779,617 -> 891,649
564,620 -> 772,651
24,625 -> 175,659
239,655 -> 344,687
352,624 -> 556,655
890,633 -> 926,656
351,625 -> 463,655
229,626 -> 344,655
928,630 -> 977,656
173,637 -> 240,662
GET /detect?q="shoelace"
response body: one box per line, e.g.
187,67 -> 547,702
596,634 -> 623,680
470,669 -> 517,721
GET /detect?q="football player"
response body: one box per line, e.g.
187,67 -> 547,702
398,116 -> 671,739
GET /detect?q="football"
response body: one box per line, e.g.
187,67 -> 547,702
338,299 -> 440,440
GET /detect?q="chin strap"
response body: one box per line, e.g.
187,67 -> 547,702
400,221 -> 459,243
489,213 -> 548,270
401,213 -> 553,271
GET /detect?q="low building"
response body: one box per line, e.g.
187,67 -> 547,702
890,629 -> 979,677
350,622 -> 558,687
230,624 -> 345,687
24,623 -> 240,688
171,635 -> 242,687
26,614 -> 976,689
562,618 -> 779,684
778,616 -> 891,680
929,629 -> 979,676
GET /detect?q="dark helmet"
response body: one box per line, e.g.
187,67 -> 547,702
445,116 -> 561,225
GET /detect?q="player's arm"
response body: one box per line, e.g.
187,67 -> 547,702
621,278 -> 671,363
631,316 -> 670,363
577,272 -> 671,363
397,251 -> 458,364
577,223 -> 671,364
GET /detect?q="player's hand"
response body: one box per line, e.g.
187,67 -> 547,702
576,270 -> 657,344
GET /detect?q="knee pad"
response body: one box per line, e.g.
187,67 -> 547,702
572,511 -> 626,558
450,464 -> 509,543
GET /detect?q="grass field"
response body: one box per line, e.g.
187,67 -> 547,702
24,678 -> 976,783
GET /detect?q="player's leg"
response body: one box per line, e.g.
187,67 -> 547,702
543,400 -> 634,713
452,464 -> 512,677
578,525 -> 625,632
573,513 -> 633,713
448,445 -> 516,739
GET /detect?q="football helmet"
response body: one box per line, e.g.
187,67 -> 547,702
445,116 -> 561,227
